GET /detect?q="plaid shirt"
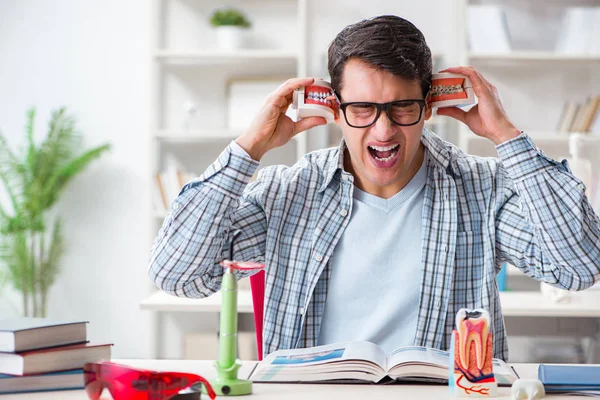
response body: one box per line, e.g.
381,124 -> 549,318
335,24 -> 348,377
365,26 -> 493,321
149,128 -> 600,361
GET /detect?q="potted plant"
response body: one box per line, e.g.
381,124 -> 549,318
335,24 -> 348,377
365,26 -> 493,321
209,7 -> 252,50
0,107 -> 111,317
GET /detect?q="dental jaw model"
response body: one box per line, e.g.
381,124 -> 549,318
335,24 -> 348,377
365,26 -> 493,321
430,73 -> 475,109
449,308 -> 498,397
288,80 -> 337,123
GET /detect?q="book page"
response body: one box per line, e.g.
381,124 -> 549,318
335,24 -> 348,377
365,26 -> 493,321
250,341 -> 387,382
387,346 -> 448,370
386,346 -> 518,386
261,341 -> 386,369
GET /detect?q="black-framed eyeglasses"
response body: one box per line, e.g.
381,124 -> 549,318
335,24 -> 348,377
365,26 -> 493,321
335,91 -> 427,128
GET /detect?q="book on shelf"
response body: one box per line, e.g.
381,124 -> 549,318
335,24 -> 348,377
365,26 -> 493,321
248,341 -> 518,386
0,342 -> 112,375
153,153 -> 196,214
0,318 -> 88,353
0,369 -> 83,395
556,96 -> 600,134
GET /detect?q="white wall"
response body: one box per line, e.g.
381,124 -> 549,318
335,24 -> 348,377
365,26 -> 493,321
0,1 -> 153,358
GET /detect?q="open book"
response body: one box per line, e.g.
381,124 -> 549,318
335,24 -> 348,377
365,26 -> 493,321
249,341 -> 519,386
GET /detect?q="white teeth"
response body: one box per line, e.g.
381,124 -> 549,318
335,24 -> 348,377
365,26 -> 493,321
369,144 -> 399,152
374,154 -> 395,162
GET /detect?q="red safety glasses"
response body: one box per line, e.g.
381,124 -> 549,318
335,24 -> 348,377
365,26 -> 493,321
83,361 -> 216,400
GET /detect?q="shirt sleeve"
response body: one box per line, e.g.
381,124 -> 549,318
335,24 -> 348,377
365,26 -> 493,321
494,133 -> 600,290
148,142 -> 268,298
229,139 -> 254,160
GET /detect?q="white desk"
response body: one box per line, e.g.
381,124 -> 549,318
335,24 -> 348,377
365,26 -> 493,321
1,360 -> 591,399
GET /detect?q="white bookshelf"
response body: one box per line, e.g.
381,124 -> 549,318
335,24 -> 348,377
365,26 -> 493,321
456,0 -> 600,154
148,0 -> 311,358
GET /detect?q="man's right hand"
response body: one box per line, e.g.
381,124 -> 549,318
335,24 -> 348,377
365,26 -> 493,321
235,77 -> 328,161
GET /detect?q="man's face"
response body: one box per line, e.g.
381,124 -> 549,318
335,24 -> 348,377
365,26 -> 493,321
335,59 -> 432,198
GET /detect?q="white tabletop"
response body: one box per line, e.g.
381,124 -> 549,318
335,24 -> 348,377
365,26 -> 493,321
1,360 -> 588,399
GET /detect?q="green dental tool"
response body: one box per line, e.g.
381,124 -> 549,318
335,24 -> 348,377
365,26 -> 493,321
208,259 -> 265,396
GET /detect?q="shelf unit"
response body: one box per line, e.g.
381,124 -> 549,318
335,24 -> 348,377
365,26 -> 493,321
456,0 -> 600,155
148,0 -> 312,359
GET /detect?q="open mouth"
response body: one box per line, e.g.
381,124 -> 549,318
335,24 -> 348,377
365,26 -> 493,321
367,144 -> 400,163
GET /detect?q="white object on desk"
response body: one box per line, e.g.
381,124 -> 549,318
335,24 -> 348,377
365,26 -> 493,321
511,378 -> 545,400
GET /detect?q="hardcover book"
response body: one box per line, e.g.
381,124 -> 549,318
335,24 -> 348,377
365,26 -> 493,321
0,318 -> 88,353
248,341 -> 518,385
0,342 -> 112,376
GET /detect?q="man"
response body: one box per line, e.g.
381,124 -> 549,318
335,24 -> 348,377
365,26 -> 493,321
149,15 -> 600,360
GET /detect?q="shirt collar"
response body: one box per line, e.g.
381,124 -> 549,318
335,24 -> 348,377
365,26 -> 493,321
318,127 -> 455,193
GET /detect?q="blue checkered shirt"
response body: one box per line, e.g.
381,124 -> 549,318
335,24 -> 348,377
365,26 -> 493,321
149,128 -> 600,361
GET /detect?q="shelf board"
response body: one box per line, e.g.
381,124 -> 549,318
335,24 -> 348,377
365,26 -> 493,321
154,49 -> 298,65
499,290 -> 600,317
140,289 -> 600,317
506,264 -> 522,276
468,51 -> 600,63
467,132 -> 600,143
140,289 -> 254,313
155,129 -> 243,142
155,129 -> 303,144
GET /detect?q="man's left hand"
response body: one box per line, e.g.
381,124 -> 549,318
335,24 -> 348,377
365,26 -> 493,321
435,66 -> 521,145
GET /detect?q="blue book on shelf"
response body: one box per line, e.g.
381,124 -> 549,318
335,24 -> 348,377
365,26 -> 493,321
0,369 -> 83,395
538,364 -> 600,392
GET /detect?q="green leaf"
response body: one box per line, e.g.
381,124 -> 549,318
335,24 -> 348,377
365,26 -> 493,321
209,8 -> 251,28
40,143 -> 111,209
41,219 -> 64,291
0,232 -> 32,293
25,108 -> 38,179
35,108 -> 80,190
0,133 -> 27,223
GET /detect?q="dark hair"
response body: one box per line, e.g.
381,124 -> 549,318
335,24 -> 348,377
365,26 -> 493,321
328,15 -> 432,99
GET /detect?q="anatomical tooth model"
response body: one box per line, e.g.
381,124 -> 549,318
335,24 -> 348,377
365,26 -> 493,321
430,73 -> 475,109
449,308 -> 497,397
288,80 -> 337,123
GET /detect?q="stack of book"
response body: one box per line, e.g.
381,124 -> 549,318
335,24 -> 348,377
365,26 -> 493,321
0,317 -> 112,395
